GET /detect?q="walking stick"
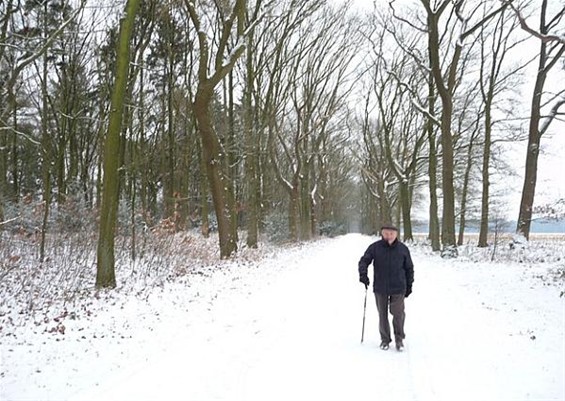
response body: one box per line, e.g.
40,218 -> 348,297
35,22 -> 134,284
361,286 -> 368,343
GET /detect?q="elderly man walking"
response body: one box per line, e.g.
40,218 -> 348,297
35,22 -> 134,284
358,225 -> 414,351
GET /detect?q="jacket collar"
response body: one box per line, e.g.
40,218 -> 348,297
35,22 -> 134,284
380,238 -> 399,248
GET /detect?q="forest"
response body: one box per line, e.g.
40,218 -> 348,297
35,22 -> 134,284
1,0 -> 564,287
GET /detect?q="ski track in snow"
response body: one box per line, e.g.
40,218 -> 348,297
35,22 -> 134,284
1,234 -> 564,401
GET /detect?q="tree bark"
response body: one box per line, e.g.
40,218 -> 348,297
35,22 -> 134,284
458,128 -> 478,246
40,1 -> 51,262
198,136 -> 210,238
289,182 -> 300,241
437,81 -> 457,250
478,98 -> 492,247
96,0 -> 141,288
184,0 -> 251,257
426,72 -> 440,251
193,89 -> 237,256
165,38 -> 176,219
424,5 -> 459,253
516,3 -> 565,239
400,181 -> 413,241
11,106 -> 18,201
244,33 -> 259,247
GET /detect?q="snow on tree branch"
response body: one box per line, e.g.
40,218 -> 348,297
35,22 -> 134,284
540,96 -> 565,135
384,68 -> 441,127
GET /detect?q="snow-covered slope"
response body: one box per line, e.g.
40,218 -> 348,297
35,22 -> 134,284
1,234 -> 563,401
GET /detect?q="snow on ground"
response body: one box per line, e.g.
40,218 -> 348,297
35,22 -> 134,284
1,234 -> 564,401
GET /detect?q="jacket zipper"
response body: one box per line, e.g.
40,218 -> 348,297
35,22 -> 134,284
386,245 -> 390,295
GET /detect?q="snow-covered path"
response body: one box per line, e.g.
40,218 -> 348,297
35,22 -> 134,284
2,234 -> 564,401
72,234 -> 563,401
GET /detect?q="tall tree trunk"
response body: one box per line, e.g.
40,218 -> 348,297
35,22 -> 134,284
400,181 -> 413,241
0,113 -> 6,202
289,183 -> 300,241
139,55 -> 148,221
193,91 -> 237,257
310,159 -> 318,238
185,0 -> 248,257
478,99 -> 492,247
425,9 -> 458,253
438,98 -> 457,249
517,116 -> 541,240
165,47 -> 175,218
95,97 -> 104,209
176,85 -> 192,232
130,166 -> 137,261
427,70 -> 440,251
126,92 -> 137,260
458,135 -> 476,246
227,71 -> 238,244
40,2 -> 51,263
244,35 -> 258,247
0,4 -> 9,209
0,130 -> 6,205
56,119 -> 66,204
198,137 -> 209,238
11,106 -> 18,201
300,160 -> 311,240
96,0 -> 141,288
515,0 -> 565,240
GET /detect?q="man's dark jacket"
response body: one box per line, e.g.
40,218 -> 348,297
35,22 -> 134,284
358,239 -> 414,295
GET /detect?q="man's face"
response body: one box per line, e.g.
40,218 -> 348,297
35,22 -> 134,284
381,228 -> 398,243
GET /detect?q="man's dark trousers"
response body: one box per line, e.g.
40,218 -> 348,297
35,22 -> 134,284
375,293 -> 405,344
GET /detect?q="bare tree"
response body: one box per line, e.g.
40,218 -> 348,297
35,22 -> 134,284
183,0 -> 266,257
251,0 -> 325,241
268,3 -> 358,240
384,3 -> 449,250
359,88 -> 397,231
0,0 -> 86,236
476,7 -> 527,247
455,95 -> 482,246
416,0 -> 509,256
513,1 -> 565,239
243,22 -> 259,247
366,29 -> 427,241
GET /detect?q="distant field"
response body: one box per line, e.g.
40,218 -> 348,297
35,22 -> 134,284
411,232 -> 565,243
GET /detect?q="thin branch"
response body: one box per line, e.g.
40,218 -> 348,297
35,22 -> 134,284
460,1 -> 512,42
540,97 -> 565,135
0,126 -> 41,146
510,3 -> 565,44
389,0 -> 426,33
0,215 -> 20,227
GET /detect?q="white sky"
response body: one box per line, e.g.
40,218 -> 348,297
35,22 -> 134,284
348,0 -> 565,221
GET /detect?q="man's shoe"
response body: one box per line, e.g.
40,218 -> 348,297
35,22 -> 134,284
379,342 -> 390,350
396,341 -> 404,352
